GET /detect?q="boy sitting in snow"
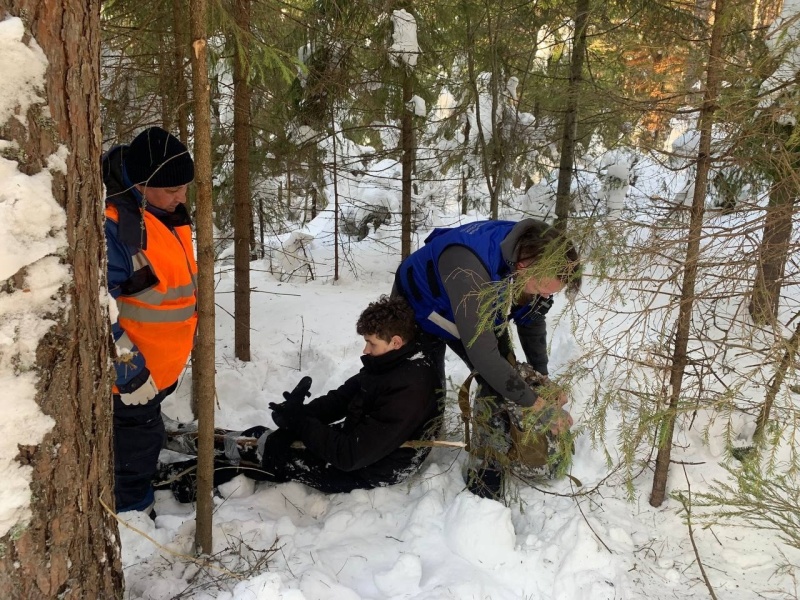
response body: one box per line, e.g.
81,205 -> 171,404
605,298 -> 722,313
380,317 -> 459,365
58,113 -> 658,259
158,296 -> 442,500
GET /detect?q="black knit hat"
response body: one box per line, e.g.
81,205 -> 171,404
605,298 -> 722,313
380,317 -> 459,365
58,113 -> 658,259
124,127 -> 194,188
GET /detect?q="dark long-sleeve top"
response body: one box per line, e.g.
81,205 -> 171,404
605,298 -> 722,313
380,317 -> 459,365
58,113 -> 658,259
293,342 -> 440,476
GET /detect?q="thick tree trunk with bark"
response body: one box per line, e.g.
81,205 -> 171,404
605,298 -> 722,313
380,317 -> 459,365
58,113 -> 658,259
233,0 -> 252,362
0,2 -> 122,598
650,0 -> 727,508
554,0 -> 589,230
190,0 -> 216,553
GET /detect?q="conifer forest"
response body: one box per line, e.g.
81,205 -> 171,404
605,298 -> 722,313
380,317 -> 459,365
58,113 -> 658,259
1,0 -> 800,598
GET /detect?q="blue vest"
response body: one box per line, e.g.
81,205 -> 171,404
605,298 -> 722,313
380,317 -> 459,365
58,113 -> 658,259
397,221 -> 549,340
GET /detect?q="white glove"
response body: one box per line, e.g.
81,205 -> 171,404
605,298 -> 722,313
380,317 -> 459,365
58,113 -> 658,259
120,375 -> 158,405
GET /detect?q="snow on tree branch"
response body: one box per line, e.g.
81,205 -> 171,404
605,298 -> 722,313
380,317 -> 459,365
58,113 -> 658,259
389,9 -> 419,69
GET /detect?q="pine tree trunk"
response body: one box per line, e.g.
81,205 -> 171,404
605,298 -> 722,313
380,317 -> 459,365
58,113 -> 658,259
650,0 -> 727,508
487,12 -> 502,221
190,0 -> 215,553
332,114 -> 340,281
554,0 -> 589,229
233,0 -> 252,362
754,319 -> 800,443
0,2 -> 122,598
464,10 -> 496,214
159,47 -> 173,130
401,68 -> 414,259
749,172 -> 795,324
173,0 -> 190,144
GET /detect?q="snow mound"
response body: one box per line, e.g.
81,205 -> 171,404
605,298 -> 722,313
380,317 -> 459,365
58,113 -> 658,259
374,552 -> 423,596
443,493 -> 515,568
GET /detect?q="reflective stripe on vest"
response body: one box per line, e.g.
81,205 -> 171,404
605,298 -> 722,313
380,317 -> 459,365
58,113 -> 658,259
118,302 -> 198,323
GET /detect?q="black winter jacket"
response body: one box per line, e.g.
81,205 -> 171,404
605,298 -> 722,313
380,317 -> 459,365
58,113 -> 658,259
296,342 -> 441,480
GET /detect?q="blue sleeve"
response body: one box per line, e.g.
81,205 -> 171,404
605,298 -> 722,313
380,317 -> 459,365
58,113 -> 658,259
105,218 -> 133,299
105,219 -> 150,392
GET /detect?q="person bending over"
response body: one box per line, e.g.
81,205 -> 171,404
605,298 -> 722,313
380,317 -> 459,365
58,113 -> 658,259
393,219 -> 581,499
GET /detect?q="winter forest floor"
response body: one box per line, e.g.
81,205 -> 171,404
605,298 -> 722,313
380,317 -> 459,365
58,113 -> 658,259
118,214 -> 800,600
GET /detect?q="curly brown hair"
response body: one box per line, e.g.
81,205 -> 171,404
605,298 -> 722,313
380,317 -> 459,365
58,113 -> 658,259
356,295 -> 417,343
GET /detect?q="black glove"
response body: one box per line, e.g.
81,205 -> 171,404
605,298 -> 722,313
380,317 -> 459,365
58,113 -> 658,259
282,376 -> 312,404
269,402 -> 304,432
268,376 -> 312,433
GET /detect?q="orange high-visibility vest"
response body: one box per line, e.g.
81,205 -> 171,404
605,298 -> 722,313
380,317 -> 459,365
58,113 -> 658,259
106,204 -> 198,391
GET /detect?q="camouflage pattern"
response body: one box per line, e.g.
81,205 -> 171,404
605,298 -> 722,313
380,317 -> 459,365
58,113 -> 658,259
468,362 -> 573,481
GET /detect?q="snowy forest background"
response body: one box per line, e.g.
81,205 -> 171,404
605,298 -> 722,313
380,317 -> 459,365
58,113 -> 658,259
2,0 -> 800,598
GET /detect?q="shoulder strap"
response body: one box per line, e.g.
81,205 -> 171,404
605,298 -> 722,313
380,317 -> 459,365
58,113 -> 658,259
458,371 -> 478,452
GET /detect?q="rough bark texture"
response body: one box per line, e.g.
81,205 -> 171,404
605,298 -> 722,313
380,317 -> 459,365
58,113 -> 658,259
0,1 -> 122,598
190,0 -> 216,554
233,0 -> 252,362
650,0 -> 727,508
554,0 -> 589,230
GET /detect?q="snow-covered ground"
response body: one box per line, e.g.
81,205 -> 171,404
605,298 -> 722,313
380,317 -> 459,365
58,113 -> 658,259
115,213 -> 800,600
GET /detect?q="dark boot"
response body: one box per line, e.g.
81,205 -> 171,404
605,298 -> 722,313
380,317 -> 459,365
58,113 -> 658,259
154,458 -> 198,503
466,467 -> 503,501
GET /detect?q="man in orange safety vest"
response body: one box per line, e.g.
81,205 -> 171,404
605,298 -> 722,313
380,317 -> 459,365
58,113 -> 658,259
102,127 -> 197,515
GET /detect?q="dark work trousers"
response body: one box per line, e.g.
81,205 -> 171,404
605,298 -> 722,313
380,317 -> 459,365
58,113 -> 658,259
210,428 -> 395,494
114,381 -> 176,512
417,330 -> 514,471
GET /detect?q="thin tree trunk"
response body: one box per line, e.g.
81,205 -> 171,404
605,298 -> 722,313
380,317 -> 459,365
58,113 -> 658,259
286,168 -> 292,212
750,173 -> 795,324
754,318 -> 800,443
259,193 -> 265,258
0,2 -> 122,597
650,0 -> 727,508
462,117 -> 471,215
332,115 -> 340,281
159,48 -> 172,130
190,0 -> 215,553
554,0 -> 589,230
311,180 -> 318,219
233,0 -> 252,362
401,67 -> 414,259
465,9 -> 497,212
487,3 -> 502,220
173,0 -> 189,144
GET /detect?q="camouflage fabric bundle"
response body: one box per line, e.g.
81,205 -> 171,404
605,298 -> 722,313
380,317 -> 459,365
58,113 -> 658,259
504,363 -> 574,480
458,361 -> 575,481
